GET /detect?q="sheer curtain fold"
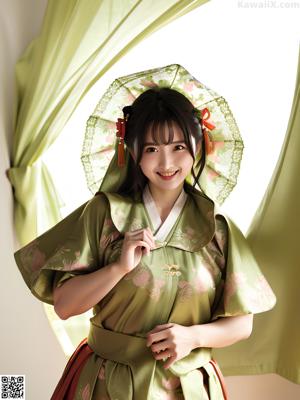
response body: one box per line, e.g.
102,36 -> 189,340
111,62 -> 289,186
213,45 -> 300,385
8,0 -> 209,246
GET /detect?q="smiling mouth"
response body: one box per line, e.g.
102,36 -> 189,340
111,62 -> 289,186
157,170 -> 179,177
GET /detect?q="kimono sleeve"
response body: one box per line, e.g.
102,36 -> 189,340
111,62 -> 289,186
14,194 -> 108,306
211,214 -> 277,321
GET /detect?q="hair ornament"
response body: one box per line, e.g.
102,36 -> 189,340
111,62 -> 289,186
201,108 -> 215,155
116,115 -> 128,167
198,107 -> 216,155
116,106 -> 133,167
200,108 -> 215,131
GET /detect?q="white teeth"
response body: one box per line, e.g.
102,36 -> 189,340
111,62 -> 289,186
158,171 -> 178,177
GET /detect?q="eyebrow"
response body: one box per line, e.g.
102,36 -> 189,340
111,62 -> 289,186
143,140 -> 185,146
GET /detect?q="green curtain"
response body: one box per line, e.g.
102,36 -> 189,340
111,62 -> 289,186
7,0 -> 209,247
213,45 -> 300,385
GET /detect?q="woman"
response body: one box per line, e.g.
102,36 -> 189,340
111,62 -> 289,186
14,76 -> 276,400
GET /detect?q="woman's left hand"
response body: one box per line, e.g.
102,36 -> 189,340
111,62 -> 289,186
146,323 -> 193,369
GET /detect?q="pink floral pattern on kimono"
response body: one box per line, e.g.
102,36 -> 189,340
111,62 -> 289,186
81,383 -> 90,400
162,377 -> 181,390
132,269 -> 151,288
48,247 -> 92,272
103,217 -> 114,230
61,251 -> 89,271
19,241 -> 46,273
124,265 -> 166,302
177,281 -> 193,303
149,278 -> 166,301
100,231 -> 120,250
222,269 -> 276,313
224,271 -> 251,310
99,217 -> 121,250
112,208 -> 127,229
171,226 -> 203,251
98,360 -> 106,380
124,265 -> 151,287
238,275 -> 276,312
154,376 -> 184,399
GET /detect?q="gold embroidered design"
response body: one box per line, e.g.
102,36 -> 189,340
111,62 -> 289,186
162,264 -> 182,277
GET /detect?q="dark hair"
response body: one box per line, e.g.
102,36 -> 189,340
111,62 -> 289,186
117,87 -> 206,198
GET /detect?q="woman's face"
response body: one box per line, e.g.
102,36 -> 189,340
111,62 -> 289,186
138,122 -> 197,193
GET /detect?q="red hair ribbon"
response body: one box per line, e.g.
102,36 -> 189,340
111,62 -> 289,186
116,118 -> 126,167
200,108 -> 216,155
201,108 -> 216,131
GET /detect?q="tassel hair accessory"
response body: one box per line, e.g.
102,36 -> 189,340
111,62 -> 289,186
116,115 -> 128,167
193,107 -> 216,155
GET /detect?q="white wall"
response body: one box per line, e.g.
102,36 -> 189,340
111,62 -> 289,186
1,1 -> 299,399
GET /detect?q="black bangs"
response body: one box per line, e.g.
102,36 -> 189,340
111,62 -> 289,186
148,119 -> 174,145
117,87 -> 206,198
136,115 -> 195,163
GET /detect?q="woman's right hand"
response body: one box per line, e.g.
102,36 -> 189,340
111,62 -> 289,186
118,227 -> 156,274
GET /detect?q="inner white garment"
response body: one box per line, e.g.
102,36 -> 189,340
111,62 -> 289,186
142,184 -> 188,242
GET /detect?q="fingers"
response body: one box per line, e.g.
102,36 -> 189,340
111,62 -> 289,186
119,227 -> 156,273
153,348 -> 173,361
125,227 -> 156,250
136,240 -> 151,256
149,342 -> 177,369
128,227 -> 152,235
146,324 -> 174,346
125,237 -> 150,251
150,339 -> 172,354
163,355 -> 177,369
149,343 -> 177,369
148,323 -> 174,334
128,227 -> 155,247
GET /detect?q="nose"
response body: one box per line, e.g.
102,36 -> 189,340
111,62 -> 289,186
158,147 -> 175,170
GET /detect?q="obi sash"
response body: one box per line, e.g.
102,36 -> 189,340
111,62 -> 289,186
51,322 -> 228,399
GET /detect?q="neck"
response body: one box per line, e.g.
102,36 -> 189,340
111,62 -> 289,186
147,183 -> 184,212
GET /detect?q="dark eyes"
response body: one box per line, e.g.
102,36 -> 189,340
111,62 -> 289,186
144,144 -> 186,153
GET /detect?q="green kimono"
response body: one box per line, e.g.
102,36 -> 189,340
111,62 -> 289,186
14,182 -> 276,399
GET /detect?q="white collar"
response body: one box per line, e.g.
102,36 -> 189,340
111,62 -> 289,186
142,184 -> 188,242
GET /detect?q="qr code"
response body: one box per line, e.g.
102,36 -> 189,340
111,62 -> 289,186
0,376 -> 25,399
